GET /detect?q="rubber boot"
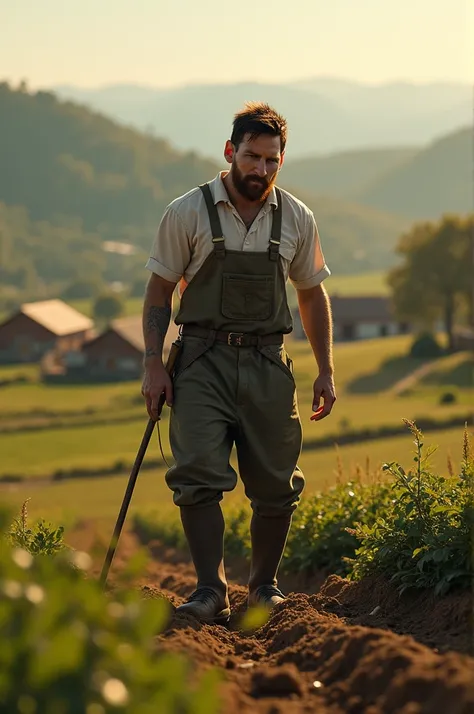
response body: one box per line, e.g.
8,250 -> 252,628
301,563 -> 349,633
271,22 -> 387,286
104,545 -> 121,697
247,512 -> 292,608
176,503 -> 230,625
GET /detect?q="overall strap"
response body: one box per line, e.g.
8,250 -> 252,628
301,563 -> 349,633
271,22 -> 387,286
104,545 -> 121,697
269,187 -> 282,262
199,183 -> 225,259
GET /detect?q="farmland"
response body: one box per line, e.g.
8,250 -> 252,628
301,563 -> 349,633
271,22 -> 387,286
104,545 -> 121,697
1,332 -> 472,525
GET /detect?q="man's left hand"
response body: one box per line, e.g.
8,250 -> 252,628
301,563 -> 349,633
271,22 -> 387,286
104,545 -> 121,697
310,373 -> 336,422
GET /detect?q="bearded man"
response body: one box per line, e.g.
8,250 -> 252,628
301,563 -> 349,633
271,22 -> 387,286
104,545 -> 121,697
141,102 -> 336,624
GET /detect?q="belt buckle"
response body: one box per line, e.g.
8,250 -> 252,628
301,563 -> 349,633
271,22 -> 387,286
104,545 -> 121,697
227,332 -> 244,347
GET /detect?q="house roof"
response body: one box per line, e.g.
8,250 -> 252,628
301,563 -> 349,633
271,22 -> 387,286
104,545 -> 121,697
20,299 -> 94,336
84,315 -> 180,354
329,295 -> 394,323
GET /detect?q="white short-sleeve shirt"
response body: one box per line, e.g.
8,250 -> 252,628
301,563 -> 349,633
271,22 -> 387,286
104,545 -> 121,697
146,171 -> 331,290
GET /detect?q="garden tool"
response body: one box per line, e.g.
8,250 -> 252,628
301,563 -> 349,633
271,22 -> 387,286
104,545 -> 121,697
99,336 -> 182,588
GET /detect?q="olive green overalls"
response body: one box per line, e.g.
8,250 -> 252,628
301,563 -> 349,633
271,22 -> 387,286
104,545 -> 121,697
166,182 -> 305,610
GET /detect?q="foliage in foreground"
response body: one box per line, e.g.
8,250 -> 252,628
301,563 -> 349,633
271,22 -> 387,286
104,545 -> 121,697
134,423 -> 473,595
0,508 -> 220,714
346,420 -> 474,595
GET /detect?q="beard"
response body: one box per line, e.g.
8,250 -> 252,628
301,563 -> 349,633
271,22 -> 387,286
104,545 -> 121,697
231,162 -> 276,202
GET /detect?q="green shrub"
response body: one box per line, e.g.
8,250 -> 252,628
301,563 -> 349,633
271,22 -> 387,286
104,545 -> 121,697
6,499 -> 67,556
410,332 -> 443,358
283,479 -> 392,576
223,506 -> 251,559
347,421 -> 474,595
0,509 -> 220,714
439,390 -> 457,405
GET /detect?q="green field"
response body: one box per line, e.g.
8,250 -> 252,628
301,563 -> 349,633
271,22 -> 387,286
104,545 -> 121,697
1,334 -> 472,479
317,270 -> 389,297
1,425 -> 469,528
0,333 -> 472,531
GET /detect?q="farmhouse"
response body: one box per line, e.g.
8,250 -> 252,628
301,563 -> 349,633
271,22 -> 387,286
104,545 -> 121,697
0,299 -> 94,364
43,315 -> 180,382
293,295 -> 410,342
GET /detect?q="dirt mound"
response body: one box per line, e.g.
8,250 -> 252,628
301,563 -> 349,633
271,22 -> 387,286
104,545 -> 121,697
154,591 -> 474,714
315,575 -> 473,656
69,525 -> 474,713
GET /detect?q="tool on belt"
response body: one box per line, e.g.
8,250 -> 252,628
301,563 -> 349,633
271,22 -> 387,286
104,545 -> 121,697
99,337 -> 182,588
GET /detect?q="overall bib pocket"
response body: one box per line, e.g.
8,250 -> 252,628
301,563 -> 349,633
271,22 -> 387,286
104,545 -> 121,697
221,273 -> 274,321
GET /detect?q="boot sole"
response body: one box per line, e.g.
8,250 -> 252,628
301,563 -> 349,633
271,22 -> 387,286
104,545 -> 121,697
205,609 -> 231,626
175,607 -> 231,626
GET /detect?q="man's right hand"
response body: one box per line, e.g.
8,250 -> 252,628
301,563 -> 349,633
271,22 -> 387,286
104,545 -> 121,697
141,363 -> 173,421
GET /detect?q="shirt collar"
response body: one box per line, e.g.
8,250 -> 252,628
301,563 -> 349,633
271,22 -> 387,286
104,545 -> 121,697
211,171 -> 278,209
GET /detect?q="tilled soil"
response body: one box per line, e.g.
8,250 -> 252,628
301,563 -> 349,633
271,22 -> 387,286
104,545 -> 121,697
70,523 -> 474,714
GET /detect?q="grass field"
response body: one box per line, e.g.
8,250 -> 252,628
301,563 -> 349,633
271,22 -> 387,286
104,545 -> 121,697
68,297 -> 145,318
1,425 -> 469,528
0,334 -> 472,497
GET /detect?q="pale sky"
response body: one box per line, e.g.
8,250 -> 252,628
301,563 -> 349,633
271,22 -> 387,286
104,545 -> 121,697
1,0 -> 472,89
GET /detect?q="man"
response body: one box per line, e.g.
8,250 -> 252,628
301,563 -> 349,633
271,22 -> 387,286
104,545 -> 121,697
141,102 -> 336,625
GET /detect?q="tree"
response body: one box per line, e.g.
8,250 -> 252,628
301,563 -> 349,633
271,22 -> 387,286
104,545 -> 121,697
92,293 -> 124,323
388,214 -> 473,352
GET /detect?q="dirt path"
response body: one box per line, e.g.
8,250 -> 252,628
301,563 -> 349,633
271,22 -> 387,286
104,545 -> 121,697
70,524 -> 474,714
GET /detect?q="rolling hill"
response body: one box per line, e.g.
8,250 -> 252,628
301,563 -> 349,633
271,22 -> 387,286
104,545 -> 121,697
0,81 -> 219,238
280,147 -> 419,198
353,126 -> 472,219
280,126 -> 472,221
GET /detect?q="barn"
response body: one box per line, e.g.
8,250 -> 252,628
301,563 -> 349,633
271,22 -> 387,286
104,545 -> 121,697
0,299 -> 94,364
292,295 -> 411,342
44,315 -> 180,382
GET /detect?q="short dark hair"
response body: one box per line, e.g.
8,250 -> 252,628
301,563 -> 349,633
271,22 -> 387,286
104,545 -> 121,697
230,102 -> 288,153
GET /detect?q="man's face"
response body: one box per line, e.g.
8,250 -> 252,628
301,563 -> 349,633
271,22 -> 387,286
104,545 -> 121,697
225,133 -> 284,202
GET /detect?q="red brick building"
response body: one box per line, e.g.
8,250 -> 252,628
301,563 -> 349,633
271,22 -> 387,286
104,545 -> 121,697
0,299 -> 94,364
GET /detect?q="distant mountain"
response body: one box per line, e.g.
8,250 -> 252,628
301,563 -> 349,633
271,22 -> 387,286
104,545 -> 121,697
280,147 -> 419,198
53,78 -> 471,159
353,127 -> 472,219
54,82 -> 355,159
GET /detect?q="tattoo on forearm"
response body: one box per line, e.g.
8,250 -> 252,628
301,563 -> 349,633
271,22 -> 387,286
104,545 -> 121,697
144,302 -> 171,358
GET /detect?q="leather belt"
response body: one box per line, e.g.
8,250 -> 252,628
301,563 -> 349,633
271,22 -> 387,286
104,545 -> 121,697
181,325 -> 284,347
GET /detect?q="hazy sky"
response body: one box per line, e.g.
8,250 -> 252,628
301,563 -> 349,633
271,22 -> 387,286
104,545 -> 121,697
1,0 -> 472,89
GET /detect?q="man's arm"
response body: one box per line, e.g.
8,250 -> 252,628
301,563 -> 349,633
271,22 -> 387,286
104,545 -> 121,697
141,272 -> 176,419
296,283 -> 336,421
143,272 -> 175,363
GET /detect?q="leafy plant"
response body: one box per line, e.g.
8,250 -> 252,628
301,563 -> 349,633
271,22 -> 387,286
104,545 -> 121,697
347,421 -> 474,595
223,506 -> 251,560
0,508 -> 220,714
283,479 -> 392,576
6,499 -> 66,556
